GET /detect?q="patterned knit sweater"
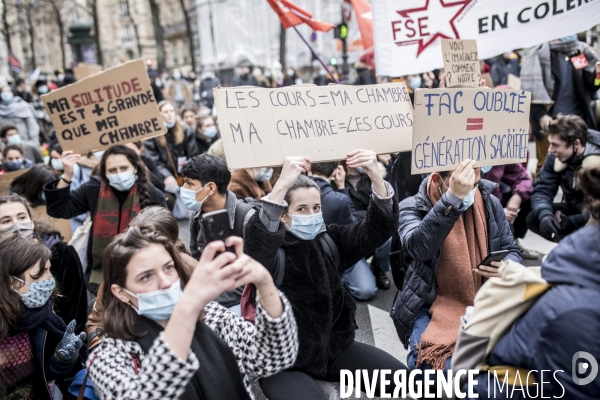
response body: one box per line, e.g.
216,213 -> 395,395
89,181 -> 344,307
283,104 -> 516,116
0,331 -> 35,399
88,293 -> 298,400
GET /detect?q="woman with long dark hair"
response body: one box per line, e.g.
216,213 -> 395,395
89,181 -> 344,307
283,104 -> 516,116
43,145 -> 166,292
86,206 -> 198,351
0,193 -> 89,334
87,227 -> 298,399
0,234 -> 85,399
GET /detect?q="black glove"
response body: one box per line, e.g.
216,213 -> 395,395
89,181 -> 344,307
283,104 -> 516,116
540,215 -> 561,240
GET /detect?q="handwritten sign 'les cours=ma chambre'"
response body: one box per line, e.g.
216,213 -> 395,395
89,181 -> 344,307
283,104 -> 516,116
412,88 -> 531,174
41,59 -> 166,154
441,39 -> 481,88
214,83 -> 414,169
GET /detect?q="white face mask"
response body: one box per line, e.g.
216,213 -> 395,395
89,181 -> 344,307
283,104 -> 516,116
107,169 -> 136,191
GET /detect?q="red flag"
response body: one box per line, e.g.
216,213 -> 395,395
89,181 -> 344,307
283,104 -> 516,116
267,0 -> 335,32
346,0 -> 373,49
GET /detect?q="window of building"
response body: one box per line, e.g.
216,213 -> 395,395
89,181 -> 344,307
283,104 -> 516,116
119,1 -> 129,17
122,25 -> 134,43
126,50 -> 135,60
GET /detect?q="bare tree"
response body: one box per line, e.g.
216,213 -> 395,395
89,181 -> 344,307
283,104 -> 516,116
177,0 -> 196,72
1,0 -> 13,56
87,0 -> 103,65
24,0 -> 36,68
41,0 -> 66,68
124,0 -> 142,57
148,0 -> 165,71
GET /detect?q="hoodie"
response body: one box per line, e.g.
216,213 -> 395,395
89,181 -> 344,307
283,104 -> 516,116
471,224 -> 600,399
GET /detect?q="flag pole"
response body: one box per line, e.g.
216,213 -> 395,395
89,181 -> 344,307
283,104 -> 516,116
292,26 -> 340,84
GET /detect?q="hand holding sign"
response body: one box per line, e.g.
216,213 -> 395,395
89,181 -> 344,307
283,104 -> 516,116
449,159 -> 477,199
60,151 -> 82,181
270,156 -> 311,204
347,149 -> 388,197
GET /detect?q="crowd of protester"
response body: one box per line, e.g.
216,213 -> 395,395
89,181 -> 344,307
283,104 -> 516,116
0,32 -> 599,400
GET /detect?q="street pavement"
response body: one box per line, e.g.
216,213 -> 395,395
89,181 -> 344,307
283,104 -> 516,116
177,217 -> 556,399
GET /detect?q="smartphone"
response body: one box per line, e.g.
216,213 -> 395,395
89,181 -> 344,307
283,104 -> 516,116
477,250 -> 510,268
201,209 -> 235,253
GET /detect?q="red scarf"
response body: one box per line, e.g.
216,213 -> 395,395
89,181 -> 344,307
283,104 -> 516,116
91,183 -> 140,284
417,175 -> 488,370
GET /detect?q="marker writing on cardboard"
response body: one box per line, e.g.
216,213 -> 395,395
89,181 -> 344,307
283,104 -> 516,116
413,129 -> 528,170
424,90 -> 528,116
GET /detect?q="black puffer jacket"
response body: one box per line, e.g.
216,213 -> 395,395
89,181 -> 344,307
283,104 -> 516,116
390,178 -> 521,347
531,129 -> 600,221
244,196 -> 398,378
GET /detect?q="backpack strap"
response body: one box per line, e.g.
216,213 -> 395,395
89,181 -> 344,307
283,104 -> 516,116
319,233 -> 340,267
233,201 -> 255,238
274,248 -> 286,286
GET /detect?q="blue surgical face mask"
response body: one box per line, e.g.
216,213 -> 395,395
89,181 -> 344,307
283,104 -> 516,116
180,184 -> 209,211
12,277 -> 55,309
480,166 -> 492,174
7,134 -> 21,145
409,76 -> 422,91
37,85 -> 49,94
355,167 -> 365,174
124,279 -> 182,321
172,72 -> 182,80
285,212 -> 324,240
107,169 -> 136,192
164,121 -> 176,129
51,158 -> 63,171
255,167 -> 273,183
4,159 -> 24,172
462,188 -> 477,209
561,34 -> 577,43
203,126 -> 218,138
1,91 -> 14,102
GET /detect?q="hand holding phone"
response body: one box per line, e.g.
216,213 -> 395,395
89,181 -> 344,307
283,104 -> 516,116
201,209 -> 235,253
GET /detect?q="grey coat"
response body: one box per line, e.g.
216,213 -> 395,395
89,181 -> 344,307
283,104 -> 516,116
390,178 -> 521,347
0,97 -> 40,143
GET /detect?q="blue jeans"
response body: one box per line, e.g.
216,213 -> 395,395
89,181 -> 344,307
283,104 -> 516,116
373,238 -> 392,271
407,306 -> 453,372
341,239 -> 393,300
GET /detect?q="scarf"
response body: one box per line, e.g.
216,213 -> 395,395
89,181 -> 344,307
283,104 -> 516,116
135,316 -> 251,400
15,299 -> 66,340
91,183 -> 140,284
521,41 -> 598,105
417,176 -> 488,370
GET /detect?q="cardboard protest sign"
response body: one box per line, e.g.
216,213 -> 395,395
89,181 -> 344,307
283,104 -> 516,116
411,88 -> 531,174
42,59 -> 166,155
73,63 -> 103,80
214,83 -> 414,169
507,74 -> 521,90
441,39 -> 480,87
0,169 -> 30,196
